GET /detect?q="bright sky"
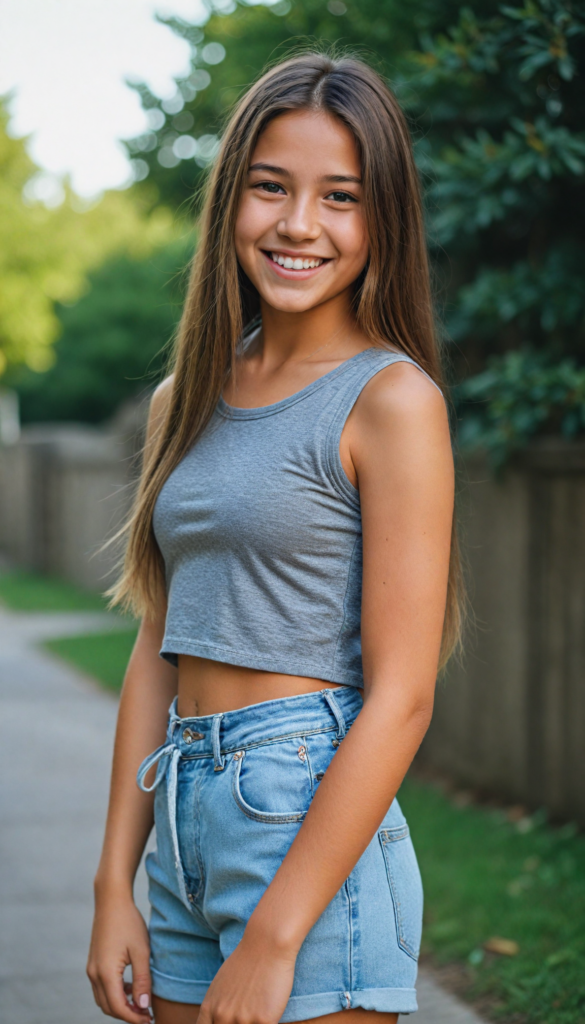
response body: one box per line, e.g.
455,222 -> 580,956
0,0 -> 210,198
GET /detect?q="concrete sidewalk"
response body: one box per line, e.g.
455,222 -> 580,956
0,606 -> 487,1024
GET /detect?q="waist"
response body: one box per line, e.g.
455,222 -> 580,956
176,655 -> 353,717
165,684 -> 364,759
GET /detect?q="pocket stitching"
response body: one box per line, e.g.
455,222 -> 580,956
379,827 -> 419,961
231,751 -> 307,824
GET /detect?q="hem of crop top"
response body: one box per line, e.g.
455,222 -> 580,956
159,635 -> 364,688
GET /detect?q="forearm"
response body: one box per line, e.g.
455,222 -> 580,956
246,686 -> 433,952
94,618 -> 177,897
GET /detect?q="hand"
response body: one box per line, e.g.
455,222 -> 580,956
198,929 -> 297,1024
87,889 -> 152,1022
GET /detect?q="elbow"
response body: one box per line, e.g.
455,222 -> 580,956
410,696 -> 434,736
365,684 -> 435,737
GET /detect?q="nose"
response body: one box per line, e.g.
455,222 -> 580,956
277,193 -> 321,242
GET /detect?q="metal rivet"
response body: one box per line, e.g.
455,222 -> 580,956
297,745 -> 307,762
315,771 -> 325,781
233,751 -> 243,761
188,893 -> 194,902
332,738 -> 340,747
182,728 -> 204,744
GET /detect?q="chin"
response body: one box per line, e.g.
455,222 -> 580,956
260,288 -> 325,314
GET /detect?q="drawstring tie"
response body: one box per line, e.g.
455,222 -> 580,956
136,710 -> 225,911
136,736 -> 189,909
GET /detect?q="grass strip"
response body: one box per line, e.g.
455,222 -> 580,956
45,629 -> 138,692
399,775 -> 585,1023
0,569 -> 107,612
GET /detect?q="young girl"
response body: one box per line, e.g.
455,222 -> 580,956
88,51 -> 459,1024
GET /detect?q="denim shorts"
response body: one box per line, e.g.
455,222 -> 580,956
137,686 -> 423,1019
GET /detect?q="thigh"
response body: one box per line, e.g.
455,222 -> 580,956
152,1001 -> 397,1024
320,1013 -> 398,1024
152,976 -> 408,1022
152,996 -> 200,1023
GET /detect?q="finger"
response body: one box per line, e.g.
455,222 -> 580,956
130,942 -> 152,1014
101,971 -> 150,1024
197,1002 -> 213,1024
88,960 -> 115,1019
124,981 -> 151,1018
87,968 -> 112,1018
93,977 -> 114,1018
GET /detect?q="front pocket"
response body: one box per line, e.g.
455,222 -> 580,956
231,742 -> 311,823
379,824 -> 423,961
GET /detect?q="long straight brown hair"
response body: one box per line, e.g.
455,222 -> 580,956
110,50 -> 464,667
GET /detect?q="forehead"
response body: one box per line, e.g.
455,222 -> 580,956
250,110 -> 361,177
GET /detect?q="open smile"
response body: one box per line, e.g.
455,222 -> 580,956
262,250 -> 331,279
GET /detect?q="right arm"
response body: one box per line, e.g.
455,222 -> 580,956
87,380 -> 177,1022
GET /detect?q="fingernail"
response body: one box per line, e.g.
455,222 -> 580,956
139,994 -> 150,1009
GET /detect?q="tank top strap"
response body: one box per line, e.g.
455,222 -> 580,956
322,348 -> 443,508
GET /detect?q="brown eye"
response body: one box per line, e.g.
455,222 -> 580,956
327,191 -> 357,203
257,181 -> 285,194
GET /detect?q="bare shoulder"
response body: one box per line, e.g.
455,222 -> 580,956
150,375 -> 174,417
353,359 -> 448,439
147,375 -> 174,431
144,375 -> 174,453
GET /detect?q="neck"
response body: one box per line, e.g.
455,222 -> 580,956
255,290 -> 366,367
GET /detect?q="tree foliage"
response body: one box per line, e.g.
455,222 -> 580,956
124,0 -> 585,463
0,96 -> 176,377
400,1 -> 585,462
10,241 -> 190,424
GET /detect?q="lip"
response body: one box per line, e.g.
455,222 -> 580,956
261,250 -> 331,280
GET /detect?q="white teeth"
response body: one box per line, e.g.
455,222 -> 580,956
271,253 -> 324,270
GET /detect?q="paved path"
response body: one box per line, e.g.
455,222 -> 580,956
0,606 -> 487,1024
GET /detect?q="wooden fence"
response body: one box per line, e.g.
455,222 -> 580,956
417,440 -> 585,824
0,403 -> 144,590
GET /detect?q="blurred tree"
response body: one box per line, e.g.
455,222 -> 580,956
0,96 -> 175,377
123,0 -> 474,212
125,0 -> 585,463
9,240 -> 191,424
400,1 -> 585,462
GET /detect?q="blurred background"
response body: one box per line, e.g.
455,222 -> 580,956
0,2 -> 584,1023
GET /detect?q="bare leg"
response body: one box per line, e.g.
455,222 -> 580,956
152,998 -> 398,1024
152,996 -> 200,1023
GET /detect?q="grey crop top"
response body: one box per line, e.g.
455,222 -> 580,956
153,347 -> 442,688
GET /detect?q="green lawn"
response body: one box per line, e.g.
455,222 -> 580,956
0,567 -> 137,691
0,568 -> 108,612
44,628 -> 139,692
399,776 -> 585,1023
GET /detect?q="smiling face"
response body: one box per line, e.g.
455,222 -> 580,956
234,110 -> 369,315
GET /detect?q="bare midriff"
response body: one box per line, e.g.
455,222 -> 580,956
176,655 -> 349,719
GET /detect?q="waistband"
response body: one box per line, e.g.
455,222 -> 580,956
164,685 -> 363,761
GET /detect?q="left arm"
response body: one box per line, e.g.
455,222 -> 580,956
199,363 -> 454,1024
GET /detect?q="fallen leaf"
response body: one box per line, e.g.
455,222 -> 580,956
484,937 -> 520,957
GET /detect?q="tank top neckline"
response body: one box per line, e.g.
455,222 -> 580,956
217,346 -> 387,421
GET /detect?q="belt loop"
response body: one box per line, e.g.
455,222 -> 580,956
211,714 -> 225,771
322,689 -> 346,744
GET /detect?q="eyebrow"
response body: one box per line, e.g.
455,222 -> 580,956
248,162 -> 362,184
